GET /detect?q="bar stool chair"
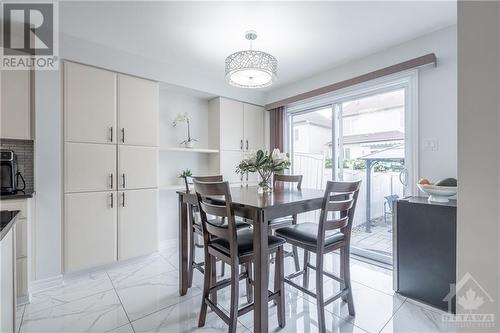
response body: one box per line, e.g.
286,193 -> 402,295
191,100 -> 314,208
269,174 -> 303,271
185,175 -> 249,291
275,180 -> 361,333
194,180 -> 287,333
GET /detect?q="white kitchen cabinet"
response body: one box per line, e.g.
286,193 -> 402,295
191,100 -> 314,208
65,142 -> 117,193
243,103 -> 265,151
118,145 -> 158,190
2,199 -> 31,305
219,98 -> 244,151
0,70 -> 32,140
118,189 -> 158,260
118,75 -> 159,147
219,151 -> 245,184
0,228 -> 15,333
64,62 -> 117,144
64,191 -> 117,272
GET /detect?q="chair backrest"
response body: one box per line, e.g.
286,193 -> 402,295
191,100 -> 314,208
193,179 -> 238,256
317,180 -> 361,247
184,175 -> 224,192
273,174 -> 303,190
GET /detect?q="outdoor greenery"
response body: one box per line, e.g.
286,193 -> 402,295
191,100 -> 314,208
325,158 -> 404,172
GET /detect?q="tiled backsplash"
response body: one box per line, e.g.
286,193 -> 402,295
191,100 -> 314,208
0,139 -> 34,191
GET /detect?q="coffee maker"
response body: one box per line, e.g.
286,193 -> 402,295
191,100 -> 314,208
0,150 -> 25,195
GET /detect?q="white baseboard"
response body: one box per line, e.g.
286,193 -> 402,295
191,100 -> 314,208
30,274 -> 63,293
159,238 -> 177,251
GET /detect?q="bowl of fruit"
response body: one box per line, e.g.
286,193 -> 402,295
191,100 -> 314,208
417,178 -> 457,203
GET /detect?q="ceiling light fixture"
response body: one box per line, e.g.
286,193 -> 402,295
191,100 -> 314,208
225,31 -> 278,89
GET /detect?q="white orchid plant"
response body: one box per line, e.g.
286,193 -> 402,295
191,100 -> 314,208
172,112 -> 197,147
236,149 -> 291,192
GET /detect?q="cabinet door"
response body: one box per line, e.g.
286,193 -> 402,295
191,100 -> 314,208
118,75 -> 158,147
219,98 -> 244,151
65,191 -> 117,272
0,228 -> 14,333
243,103 -> 265,151
64,62 -> 117,144
118,145 -> 158,190
118,189 -> 158,260
1,70 -> 32,139
219,151 -> 244,184
65,142 -> 116,193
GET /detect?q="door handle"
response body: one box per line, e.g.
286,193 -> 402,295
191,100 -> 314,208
399,168 -> 408,186
246,140 -> 249,150
121,128 -> 125,143
110,173 -> 113,189
109,127 -> 113,142
122,192 -> 125,207
110,193 -> 114,208
122,173 -> 126,188
240,139 -> 243,150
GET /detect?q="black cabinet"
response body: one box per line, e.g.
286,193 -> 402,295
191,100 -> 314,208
393,197 -> 456,312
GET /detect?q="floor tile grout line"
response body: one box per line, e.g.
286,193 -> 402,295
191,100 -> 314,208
376,297 -> 408,333
17,304 -> 26,333
123,283 -> 202,324
106,271 -> 136,333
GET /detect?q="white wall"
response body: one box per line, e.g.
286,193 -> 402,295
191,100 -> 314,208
457,2 -> 500,330
158,87 -> 214,242
266,26 -> 458,183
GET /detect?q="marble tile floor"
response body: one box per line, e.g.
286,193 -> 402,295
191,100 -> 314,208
17,242 -> 456,333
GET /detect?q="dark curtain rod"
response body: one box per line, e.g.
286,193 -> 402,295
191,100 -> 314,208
265,53 -> 437,110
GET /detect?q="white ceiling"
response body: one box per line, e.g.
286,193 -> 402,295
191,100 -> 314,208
60,1 -> 456,94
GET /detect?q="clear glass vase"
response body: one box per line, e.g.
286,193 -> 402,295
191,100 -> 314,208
258,174 -> 273,194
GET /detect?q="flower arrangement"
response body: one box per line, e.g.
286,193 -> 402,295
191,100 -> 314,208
172,112 -> 197,148
236,149 -> 291,193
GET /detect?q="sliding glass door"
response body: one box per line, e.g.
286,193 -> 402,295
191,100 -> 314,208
289,83 -> 413,265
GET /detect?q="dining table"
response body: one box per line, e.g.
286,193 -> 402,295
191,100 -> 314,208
177,185 -> 326,333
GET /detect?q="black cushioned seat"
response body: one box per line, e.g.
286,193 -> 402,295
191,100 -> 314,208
275,222 -> 344,247
210,229 -> 286,257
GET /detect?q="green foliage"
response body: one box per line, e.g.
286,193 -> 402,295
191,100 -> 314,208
325,158 -> 333,169
179,168 -> 192,178
236,149 -> 291,176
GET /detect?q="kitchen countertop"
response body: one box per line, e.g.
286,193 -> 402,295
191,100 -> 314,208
400,196 -> 457,208
0,190 -> 34,200
0,210 -> 20,241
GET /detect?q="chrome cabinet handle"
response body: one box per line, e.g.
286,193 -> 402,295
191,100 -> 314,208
246,140 -> 249,150
122,192 -> 125,207
110,193 -> 114,208
240,139 -> 243,150
122,173 -> 126,188
109,127 -> 113,142
110,173 -> 113,189
121,128 -> 125,143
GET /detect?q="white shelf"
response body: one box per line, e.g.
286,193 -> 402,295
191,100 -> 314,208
159,147 -> 219,153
